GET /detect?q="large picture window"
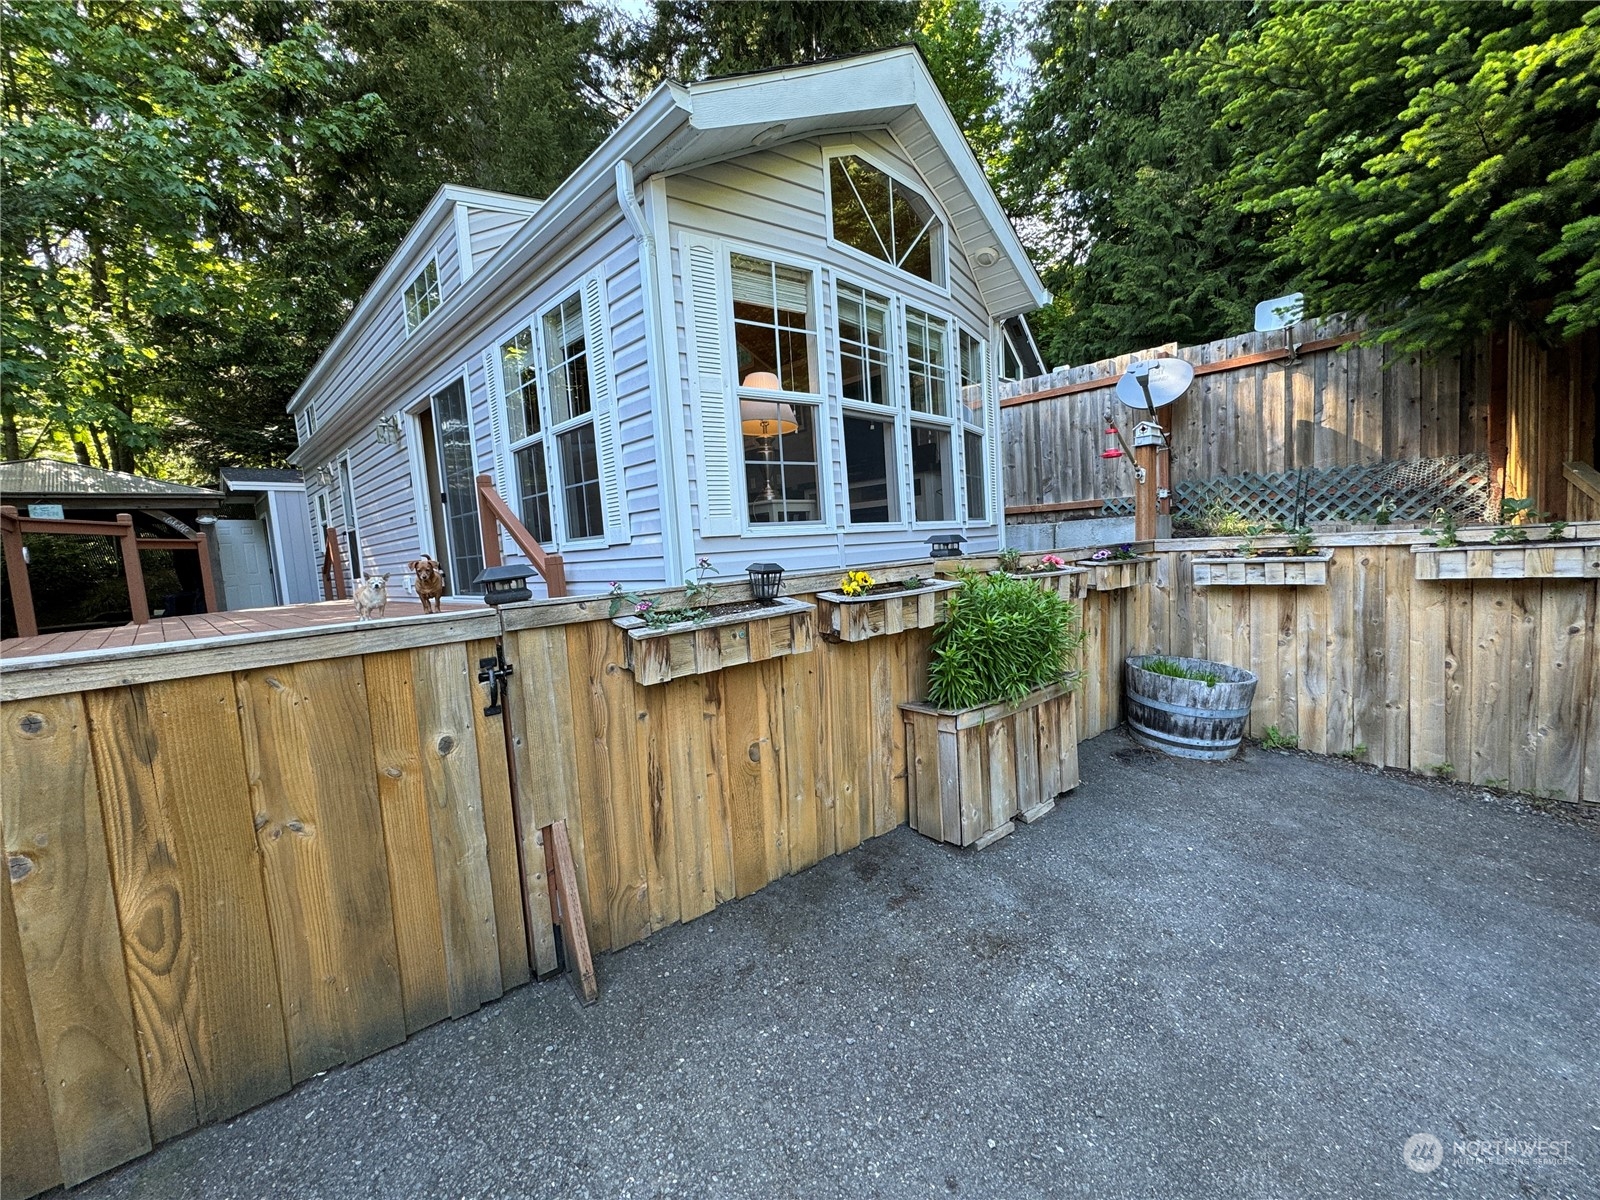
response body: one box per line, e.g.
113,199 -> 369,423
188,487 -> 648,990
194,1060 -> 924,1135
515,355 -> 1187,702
732,255 -> 821,524
828,154 -> 943,285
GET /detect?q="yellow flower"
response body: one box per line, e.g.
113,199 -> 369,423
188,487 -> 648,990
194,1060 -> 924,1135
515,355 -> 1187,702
839,569 -> 876,597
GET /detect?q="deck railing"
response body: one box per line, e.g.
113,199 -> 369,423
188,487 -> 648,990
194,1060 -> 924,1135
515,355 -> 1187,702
320,524 -> 349,600
476,474 -> 566,597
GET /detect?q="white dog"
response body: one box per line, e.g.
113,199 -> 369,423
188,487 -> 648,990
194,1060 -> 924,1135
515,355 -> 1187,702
353,574 -> 390,621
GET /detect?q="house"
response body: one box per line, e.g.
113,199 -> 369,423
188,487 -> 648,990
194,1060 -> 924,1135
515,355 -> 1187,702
287,47 -> 1048,599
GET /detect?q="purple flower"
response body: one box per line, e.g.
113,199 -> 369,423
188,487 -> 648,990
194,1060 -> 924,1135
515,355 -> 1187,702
1092,549 -> 1111,561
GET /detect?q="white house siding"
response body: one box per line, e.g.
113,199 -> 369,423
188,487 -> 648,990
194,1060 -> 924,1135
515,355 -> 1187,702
663,136 -> 1005,580
466,206 -> 534,274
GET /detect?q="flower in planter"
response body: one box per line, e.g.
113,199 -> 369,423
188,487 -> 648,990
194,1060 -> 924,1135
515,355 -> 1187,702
1090,548 -> 1111,562
1038,554 -> 1067,571
840,569 -> 876,597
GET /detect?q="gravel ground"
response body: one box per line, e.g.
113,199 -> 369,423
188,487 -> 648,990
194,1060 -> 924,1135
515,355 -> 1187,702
64,730 -> 1599,1200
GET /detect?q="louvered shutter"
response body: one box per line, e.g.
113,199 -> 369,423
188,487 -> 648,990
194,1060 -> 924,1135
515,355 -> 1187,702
684,238 -> 741,537
583,273 -> 628,545
481,348 -> 512,559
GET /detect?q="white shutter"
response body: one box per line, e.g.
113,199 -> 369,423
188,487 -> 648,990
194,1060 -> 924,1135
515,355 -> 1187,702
583,273 -> 628,545
482,348 -> 511,560
685,238 -> 741,537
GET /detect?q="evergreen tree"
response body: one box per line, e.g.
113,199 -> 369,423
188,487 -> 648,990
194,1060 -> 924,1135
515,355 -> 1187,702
915,0 -> 1007,170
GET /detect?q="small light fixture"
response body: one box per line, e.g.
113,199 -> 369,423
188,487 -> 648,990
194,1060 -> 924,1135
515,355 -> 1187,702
196,514 -> 218,525
746,562 -> 786,602
926,533 -> 967,558
474,562 -> 536,607
375,414 -> 403,447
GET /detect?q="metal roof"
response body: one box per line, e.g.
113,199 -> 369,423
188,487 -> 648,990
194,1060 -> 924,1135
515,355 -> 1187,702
220,467 -> 304,489
0,459 -> 224,505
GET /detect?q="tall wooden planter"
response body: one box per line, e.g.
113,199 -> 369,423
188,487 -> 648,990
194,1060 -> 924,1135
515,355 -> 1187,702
902,682 -> 1079,849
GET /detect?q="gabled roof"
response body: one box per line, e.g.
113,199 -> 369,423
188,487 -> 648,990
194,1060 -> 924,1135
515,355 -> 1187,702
0,459 -> 224,506
291,48 -> 1047,465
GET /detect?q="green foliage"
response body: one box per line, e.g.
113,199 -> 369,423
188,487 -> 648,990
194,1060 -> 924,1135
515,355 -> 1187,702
1426,507 -> 1460,548
996,547 -> 1024,573
1261,726 -> 1298,750
926,571 -> 1084,710
1204,0 -> 1600,351
1430,762 -> 1456,778
1194,500 -> 1250,537
914,0 -> 1008,169
901,574 -> 928,590
1005,0 -> 1275,366
1141,657 -> 1221,687
1339,744 -> 1369,761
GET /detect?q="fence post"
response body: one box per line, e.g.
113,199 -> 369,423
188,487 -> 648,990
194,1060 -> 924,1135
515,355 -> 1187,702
0,505 -> 37,638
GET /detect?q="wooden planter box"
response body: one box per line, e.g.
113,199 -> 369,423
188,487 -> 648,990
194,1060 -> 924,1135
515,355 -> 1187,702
1192,549 -> 1334,587
1005,567 -> 1089,601
814,579 -> 959,643
902,682 -> 1080,850
1077,556 -> 1155,591
1412,540 -> 1600,582
615,596 -> 815,685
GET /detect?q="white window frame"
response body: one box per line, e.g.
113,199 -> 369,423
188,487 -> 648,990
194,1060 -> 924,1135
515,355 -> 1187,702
835,275 -> 908,531
403,256 -> 442,336
494,323 -> 559,550
722,241 -> 833,537
956,324 -> 991,525
901,303 -> 961,529
541,288 -> 607,548
821,142 -> 951,297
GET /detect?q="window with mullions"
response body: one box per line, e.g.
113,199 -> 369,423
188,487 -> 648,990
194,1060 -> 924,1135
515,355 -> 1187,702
828,155 -> 943,285
905,308 -> 950,416
404,258 -> 441,334
732,255 -> 821,524
838,284 -> 892,407
499,327 -> 554,543
911,424 -> 954,523
543,293 -> 602,541
959,330 -> 987,521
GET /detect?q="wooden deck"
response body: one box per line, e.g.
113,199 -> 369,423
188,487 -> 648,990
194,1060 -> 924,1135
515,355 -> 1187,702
1,600 -> 477,660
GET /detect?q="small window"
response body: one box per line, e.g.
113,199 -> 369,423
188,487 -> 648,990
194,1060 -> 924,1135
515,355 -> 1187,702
514,443 -> 553,545
843,414 -> 899,524
731,254 -> 816,394
404,259 -> 441,334
828,155 -> 943,285
558,423 -> 603,541
499,328 -> 540,442
838,284 -> 892,407
543,295 -> 591,426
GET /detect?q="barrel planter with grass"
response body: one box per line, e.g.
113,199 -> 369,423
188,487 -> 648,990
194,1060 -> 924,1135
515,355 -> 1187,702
1124,655 -> 1258,761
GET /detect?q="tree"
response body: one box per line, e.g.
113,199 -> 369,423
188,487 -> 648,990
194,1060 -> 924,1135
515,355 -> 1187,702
1004,0 -> 1273,368
1205,0 -> 1600,350
618,0 -> 918,88
1,0 -> 377,473
914,0 -> 1007,169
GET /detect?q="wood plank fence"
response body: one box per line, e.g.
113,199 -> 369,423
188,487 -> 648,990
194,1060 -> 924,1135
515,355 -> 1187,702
3,534 -> 1595,1195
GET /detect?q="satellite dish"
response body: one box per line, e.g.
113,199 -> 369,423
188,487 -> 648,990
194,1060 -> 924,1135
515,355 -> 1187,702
1253,292 -> 1305,332
1116,358 -> 1194,412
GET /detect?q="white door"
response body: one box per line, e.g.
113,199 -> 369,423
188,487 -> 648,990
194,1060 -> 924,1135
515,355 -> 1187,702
213,518 -> 279,610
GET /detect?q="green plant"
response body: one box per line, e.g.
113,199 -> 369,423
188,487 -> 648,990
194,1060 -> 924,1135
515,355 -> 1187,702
681,556 -> 719,606
1261,726 -> 1297,750
1235,524 -> 1268,557
996,548 -> 1023,573
1141,656 -> 1221,687
1492,497 -> 1550,542
1483,778 -> 1510,791
1339,744 -> 1368,761
1426,507 -> 1459,549
839,569 -> 876,597
609,557 -> 719,629
1547,520 -> 1568,540
1284,524 -> 1317,556
926,571 -> 1085,710
901,575 -> 927,590
1197,499 -> 1251,537
1430,762 -> 1455,778
1374,498 -> 1394,525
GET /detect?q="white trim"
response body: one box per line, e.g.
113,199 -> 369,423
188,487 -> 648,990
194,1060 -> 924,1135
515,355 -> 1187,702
402,255 -> 442,337
337,452 -> 364,580
263,493 -> 293,607
455,203 -> 476,283
403,404 -> 439,563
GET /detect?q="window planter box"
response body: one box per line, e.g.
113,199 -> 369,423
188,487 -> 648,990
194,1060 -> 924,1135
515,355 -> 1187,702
1004,567 -> 1090,602
901,681 -> 1080,850
1076,556 -> 1155,592
614,596 -> 815,686
1412,540 -> 1600,582
814,579 -> 959,643
1192,549 -> 1334,587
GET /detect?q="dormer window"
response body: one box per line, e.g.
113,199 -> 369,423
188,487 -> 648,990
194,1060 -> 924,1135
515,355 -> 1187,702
403,258 -> 441,334
828,154 -> 943,285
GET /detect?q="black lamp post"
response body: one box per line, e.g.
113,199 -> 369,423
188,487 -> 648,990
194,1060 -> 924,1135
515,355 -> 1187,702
473,562 -> 536,607
746,562 -> 786,601
925,533 -> 967,558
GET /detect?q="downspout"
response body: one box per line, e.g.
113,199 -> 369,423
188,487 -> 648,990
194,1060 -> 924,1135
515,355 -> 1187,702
616,159 -> 690,582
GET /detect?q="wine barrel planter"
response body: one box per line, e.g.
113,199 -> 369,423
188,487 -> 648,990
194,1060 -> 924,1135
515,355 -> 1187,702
1124,655 -> 1258,761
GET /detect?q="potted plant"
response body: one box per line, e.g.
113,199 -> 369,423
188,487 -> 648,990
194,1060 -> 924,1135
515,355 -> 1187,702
1192,524 -> 1335,587
814,568 -> 959,643
997,551 -> 1089,601
1077,543 -> 1156,591
901,572 -> 1087,849
611,558 -> 815,685
1124,655 -> 1258,760
1412,502 -> 1599,582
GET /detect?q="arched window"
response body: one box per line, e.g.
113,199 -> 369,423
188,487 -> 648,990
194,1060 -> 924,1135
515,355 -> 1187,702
828,154 -> 943,285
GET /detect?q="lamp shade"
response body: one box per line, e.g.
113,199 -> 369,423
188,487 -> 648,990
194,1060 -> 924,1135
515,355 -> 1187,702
741,370 -> 781,391
739,398 -> 798,438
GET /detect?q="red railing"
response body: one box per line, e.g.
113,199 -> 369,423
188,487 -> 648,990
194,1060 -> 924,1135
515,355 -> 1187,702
476,474 -> 566,598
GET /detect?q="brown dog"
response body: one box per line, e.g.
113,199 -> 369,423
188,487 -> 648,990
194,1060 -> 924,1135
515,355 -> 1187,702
410,556 -> 446,613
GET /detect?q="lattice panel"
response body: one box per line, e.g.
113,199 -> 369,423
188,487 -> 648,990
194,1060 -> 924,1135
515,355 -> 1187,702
1091,455 -> 1492,526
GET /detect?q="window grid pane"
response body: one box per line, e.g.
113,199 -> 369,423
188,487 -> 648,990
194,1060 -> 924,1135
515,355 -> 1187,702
558,424 -> 602,541
906,309 -> 950,416
964,429 -> 986,522
843,413 -> 899,524
911,423 -> 953,522
838,284 -> 892,407
515,441 -> 554,545
828,155 -> 941,284
500,327 -> 540,442
743,401 -> 821,523
543,294 -> 591,426
404,260 -> 440,333
732,255 -> 816,394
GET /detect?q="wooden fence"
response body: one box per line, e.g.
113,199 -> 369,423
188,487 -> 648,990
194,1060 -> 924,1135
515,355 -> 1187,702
3,533 -> 1595,1195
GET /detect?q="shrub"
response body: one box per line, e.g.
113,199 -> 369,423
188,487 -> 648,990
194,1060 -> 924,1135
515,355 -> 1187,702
926,571 -> 1085,710
1141,656 -> 1221,687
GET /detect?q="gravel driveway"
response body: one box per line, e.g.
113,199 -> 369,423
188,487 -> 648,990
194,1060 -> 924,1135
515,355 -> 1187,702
65,730 -> 1599,1200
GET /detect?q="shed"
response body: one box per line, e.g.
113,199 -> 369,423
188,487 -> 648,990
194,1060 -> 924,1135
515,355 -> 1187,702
287,47 -> 1048,600
218,468 -> 322,608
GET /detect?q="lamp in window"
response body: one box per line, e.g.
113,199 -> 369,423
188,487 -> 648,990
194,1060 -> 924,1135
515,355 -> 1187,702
740,382 -> 798,502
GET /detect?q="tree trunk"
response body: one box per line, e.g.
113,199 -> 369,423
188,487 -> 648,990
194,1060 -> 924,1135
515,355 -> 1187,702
2,409 -> 18,460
